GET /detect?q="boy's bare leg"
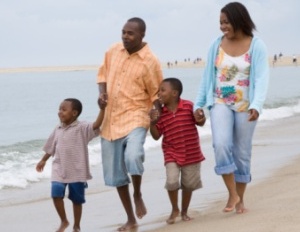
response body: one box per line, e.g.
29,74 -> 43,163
166,190 -> 180,224
235,182 -> 248,214
116,184 -> 138,231
181,190 -> 192,221
132,175 -> 147,219
53,198 -> 69,232
222,174 -> 240,212
72,203 -> 82,231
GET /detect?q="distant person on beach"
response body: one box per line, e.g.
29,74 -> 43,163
273,54 -> 277,66
149,78 -> 206,224
194,2 -> 269,214
293,54 -> 297,65
97,17 -> 163,231
36,98 -> 104,232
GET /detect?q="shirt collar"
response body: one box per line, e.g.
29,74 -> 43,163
162,98 -> 183,113
119,42 -> 149,59
59,120 -> 79,129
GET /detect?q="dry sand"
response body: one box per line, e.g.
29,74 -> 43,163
0,55 -> 298,73
1,115 -> 300,232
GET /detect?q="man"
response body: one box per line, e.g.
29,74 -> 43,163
97,17 -> 163,231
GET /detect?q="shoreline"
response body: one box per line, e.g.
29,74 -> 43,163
1,115 -> 300,231
0,56 -> 297,73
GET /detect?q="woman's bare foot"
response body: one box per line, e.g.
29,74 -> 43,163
56,220 -> 69,232
223,195 -> 240,212
133,194 -> 147,219
236,201 -> 248,214
117,221 -> 138,231
166,210 -> 180,224
181,212 -> 192,222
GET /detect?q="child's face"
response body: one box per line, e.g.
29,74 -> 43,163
158,81 -> 176,105
58,100 -> 77,125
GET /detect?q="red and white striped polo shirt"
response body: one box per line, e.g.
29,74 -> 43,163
156,99 -> 205,166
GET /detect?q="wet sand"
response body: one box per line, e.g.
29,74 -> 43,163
1,115 -> 300,232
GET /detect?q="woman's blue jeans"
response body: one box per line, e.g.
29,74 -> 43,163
210,104 -> 257,183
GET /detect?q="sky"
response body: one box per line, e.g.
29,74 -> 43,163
0,0 -> 299,68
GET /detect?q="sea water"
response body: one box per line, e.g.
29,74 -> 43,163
0,66 -> 299,192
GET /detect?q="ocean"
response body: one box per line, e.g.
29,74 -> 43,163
0,66 -> 299,199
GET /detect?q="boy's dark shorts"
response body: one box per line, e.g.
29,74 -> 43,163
51,181 -> 88,204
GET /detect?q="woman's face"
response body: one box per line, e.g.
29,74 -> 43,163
219,12 -> 235,39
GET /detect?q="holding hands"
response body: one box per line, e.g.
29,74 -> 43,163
98,93 -> 108,110
193,108 -> 206,126
149,107 -> 160,125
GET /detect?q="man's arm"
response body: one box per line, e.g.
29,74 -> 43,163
149,108 -> 161,140
97,82 -> 107,110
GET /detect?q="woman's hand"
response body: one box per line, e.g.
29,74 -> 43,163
248,109 -> 259,121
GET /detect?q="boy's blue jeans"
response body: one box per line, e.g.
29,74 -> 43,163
210,104 -> 257,183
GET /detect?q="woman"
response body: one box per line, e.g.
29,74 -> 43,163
194,2 -> 269,214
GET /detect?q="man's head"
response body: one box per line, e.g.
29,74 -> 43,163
122,17 -> 146,54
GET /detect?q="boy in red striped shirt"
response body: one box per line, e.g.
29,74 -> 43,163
149,78 -> 206,224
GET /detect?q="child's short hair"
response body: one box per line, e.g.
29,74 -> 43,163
163,77 -> 183,97
64,98 -> 82,117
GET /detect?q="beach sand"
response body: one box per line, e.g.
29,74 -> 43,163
0,55 -> 298,73
1,115 -> 300,232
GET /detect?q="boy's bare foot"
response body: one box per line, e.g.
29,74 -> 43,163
117,222 -> 138,231
166,210 -> 180,224
133,194 -> 147,219
223,196 -> 240,213
56,220 -> 69,232
236,202 -> 248,214
181,213 -> 192,221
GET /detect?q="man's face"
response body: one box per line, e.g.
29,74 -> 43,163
122,21 -> 144,54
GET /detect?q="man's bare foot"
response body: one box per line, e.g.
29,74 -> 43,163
236,202 -> 248,214
56,220 -> 69,232
223,195 -> 240,213
117,221 -> 138,231
166,210 -> 180,224
72,226 -> 81,232
181,212 -> 192,221
133,194 -> 147,219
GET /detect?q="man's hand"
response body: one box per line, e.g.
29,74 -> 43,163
98,93 -> 108,110
149,108 -> 160,125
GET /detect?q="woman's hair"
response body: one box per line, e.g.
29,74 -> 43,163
221,2 -> 256,36
163,77 -> 183,97
64,98 -> 82,117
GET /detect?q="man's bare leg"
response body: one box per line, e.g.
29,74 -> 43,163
222,174 -> 240,212
132,175 -> 147,219
166,189 -> 180,224
116,184 -> 138,231
53,198 -> 70,232
236,182 -> 248,214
